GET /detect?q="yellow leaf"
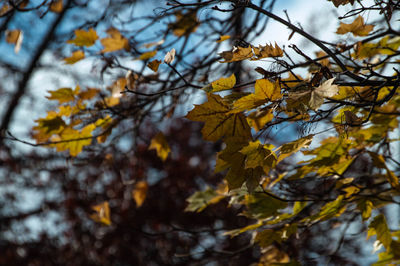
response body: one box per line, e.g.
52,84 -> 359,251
186,93 -> 252,142
100,28 -> 130,53
233,79 -> 282,112
132,181 -> 148,208
64,50 -> 85,64
147,59 -> 161,72
149,132 -> 170,161
51,124 -> 95,156
90,201 -> 111,226
78,87 -> 99,100
216,35 -> 230,43
169,10 -> 199,37
240,140 -> 277,173
246,109 -> 273,132
336,16 -> 374,36
49,0 -> 63,12
219,46 -> 253,63
367,214 -> 392,250
67,28 -> 98,47
278,134 -> 314,162
253,42 -> 283,59
138,50 -> 157,60
5,29 -> 23,53
211,74 -> 236,92
46,87 -> 75,103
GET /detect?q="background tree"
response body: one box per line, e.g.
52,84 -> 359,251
1,0 -> 400,265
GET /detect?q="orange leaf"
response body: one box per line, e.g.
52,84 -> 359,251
132,181 -> 148,207
336,16 -> 374,36
90,201 -> 111,226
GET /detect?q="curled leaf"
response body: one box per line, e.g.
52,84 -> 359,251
164,48 -> 176,64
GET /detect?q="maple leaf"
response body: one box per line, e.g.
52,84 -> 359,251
253,42 -> 283,59
46,87 -> 77,103
5,29 -> 23,53
240,140 -> 276,173
219,46 -> 253,63
132,181 -> 148,208
149,132 -> 171,161
51,124 -> 95,156
309,78 -> 339,110
90,201 -> 111,226
186,93 -> 252,142
211,74 -> 236,92
233,79 -> 282,112
78,87 -> 99,100
336,16 -> 374,37
64,50 -> 85,64
67,28 -> 98,47
147,59 -> 161,72
101,28 -> 130,53
246,109 -> 273,132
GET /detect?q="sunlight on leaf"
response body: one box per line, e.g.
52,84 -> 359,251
149,132 -> 171,161
101,28 -> 130,53
67,28 -> 98,47
90,201 -> 111,226
132,181 -> 148,208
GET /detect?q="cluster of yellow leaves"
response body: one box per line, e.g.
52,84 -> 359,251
219,43 -> 283,63
32,85 -> 120,156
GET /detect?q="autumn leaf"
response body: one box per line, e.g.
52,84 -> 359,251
67,28 -> 98,47
5,29 -> 23,53
64,50 -> 85,64
278,134 -> 314,162
253,42 -> 283,59
368,214 -> 392,251
49,0 -> 63,12
164,48 -> 176,64
138,50 -> 157,60
78,87 -> 99,100
185,93 -> 251,142
240,140 -> 276,173
211,74 -> 236,92
233,79 -> 282,112
336,16 -> 374,36
329,0 -> 356,7
50,124 -> 95,156
149,132 -> 171,161
169,10 -> 199,37
147,59 -> 161,72
90,201 -> 111,226
185,187 -> 225,212
246,109 -> 273,132
216,35 -> 230,43
219,46 -> 253,63
132,181 -> 148,208
101,28 -> 130,53
309,78 -> 339,110
46,87 -> 77,103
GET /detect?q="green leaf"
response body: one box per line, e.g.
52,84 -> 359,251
244,192 -> 287,219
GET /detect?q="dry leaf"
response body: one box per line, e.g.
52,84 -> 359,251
336,16 -> 374,36
5,29 -> 23,53
164,48 -> 176,64
132,181 -> 148,208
